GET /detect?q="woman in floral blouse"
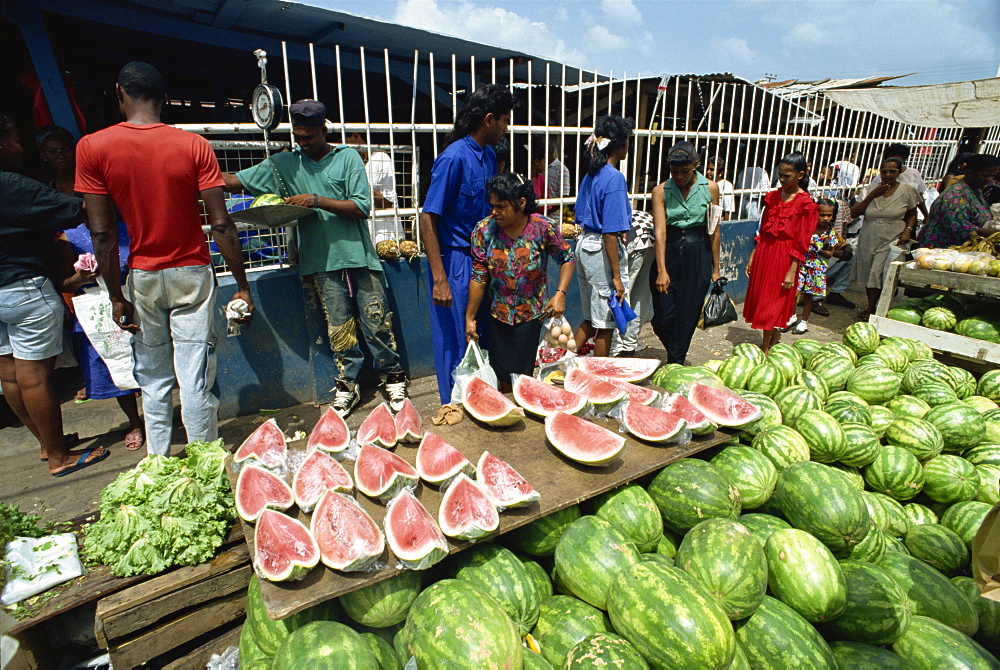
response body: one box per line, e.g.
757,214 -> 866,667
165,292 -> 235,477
921,154 -> 999,248
466,173 -> 575,390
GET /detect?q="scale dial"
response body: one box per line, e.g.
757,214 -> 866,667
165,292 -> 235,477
251,84 -> 284,131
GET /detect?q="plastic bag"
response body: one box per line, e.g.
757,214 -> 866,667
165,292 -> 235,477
607,294 -> 638,336
206,645 -> 240,670
1,534 -> 85,605
698,277 -> 738,329
450,339 -> 498,406
537,315 -> 576,367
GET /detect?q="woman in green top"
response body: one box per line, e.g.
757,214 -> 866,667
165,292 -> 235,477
649,143 -> 721,364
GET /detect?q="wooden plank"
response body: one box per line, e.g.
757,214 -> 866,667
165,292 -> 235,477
874,262 -> 903,318
107,590 -> 246,670
897,266 -> 1000,298
161,621 -> 244,670
230,415 -> 739,620
98,561 -> 252,646
95,542 -> 249,646
871,315 -> 1000,364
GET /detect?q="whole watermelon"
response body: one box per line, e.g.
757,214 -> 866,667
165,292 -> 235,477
732,342 -> 766,366
745,363 -> 786,397
941,501 -> 993,550
339,570 -> 421,628
522,559 -> 553,600
239,623 -> 272,670
532,594 -> 610,668
794,409 -> 847,463
876,552 -> 979,636
979,370 -> 1000,403
847,365 -> 901,405
765,529 -> 847,622
674,518 -> 768,620
245,575 -> 338,657
647,459 -> 741,534
846,521 -> 887,563
587,485 -> 663,552
733,596 -> 837,668
751,425 -> 810,471
840,422 -> 882,468
793,369 -> 830,401
888,307 -> 923,325
607,561 -> 736,669
886,395 -> 932,419
922,307 -> 957,331
903,523 -> 969,576
718,356 -> 755,390
564,632 -> 648,669
271,621 -> 379,670
820,559 -> 912,645
922,455 -> 980,504
710,446 -> 778,509
829,641 -> 918,669
399,579 -> 523,669
449,544 -> 540,635
553,515 -> 640,610
869,492 -> 912,538
739,391 -> 782,436
924,402 -> 987,452
738,513 -> 791,548
506,505 -> 580,556
952,576 -> 1000,647
773,386 -> 822,426
903,503 -> 939,527
885,417 -> 944,462
360,632 -> 401,670
864,445 -> 925,501
844,322 -> 881,356
891,615 -> 997,669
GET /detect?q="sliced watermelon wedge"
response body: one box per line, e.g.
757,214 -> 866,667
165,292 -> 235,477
416,432 -> 472,485
357,403 -> 398,448
544,412 -> 626,466
438,473 -> 500,541
254,509 -> 319,582
563,368 -> 627,408
686,382 -> 762,427
354,443 -> 419,501
618,400 -> 687,443
307,407 -> 350,453
235,464 -> 294,522
234,418 -> 287,467
662,393 -> 716,435
310,491 -> 385,571
574,356 -> 661,383
394,398 -> 424,444
611,379 -> 660,405
476,452 -> 540,509
292,449 -> 353,512
512,374 -> 589,417
384,490 -> 449,570
462,377 -> 524,427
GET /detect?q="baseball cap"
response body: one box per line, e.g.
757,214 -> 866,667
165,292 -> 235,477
290,99 -> 326,127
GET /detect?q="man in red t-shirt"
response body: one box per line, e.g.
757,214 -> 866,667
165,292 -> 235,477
75,62 -> 253,456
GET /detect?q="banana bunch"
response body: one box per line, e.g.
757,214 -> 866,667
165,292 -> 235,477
951,231 -> 1000,256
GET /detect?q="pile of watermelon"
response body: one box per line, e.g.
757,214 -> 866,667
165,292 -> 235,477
886,292 -> 1000,344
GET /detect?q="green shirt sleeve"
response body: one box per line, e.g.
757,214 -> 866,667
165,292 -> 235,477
341,148 -> 372,219
235,158 -> 280,197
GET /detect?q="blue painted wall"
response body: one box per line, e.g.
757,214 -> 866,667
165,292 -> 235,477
213,219 -> 755,418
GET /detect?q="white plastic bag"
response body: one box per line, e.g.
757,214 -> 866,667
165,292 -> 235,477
1,534 -> 85,605
72,285 -> 138,390
450,339 -> 498,405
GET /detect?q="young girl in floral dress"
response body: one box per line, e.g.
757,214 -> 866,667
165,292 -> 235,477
743,153 -> 817,352
788,198 -> 839,334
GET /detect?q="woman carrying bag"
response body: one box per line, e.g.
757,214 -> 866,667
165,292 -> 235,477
649,142 -> 722,364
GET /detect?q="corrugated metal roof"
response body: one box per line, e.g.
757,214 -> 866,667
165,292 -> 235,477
759,75 -> 912,98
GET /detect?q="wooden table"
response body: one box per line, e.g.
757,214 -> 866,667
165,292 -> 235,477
233,412 -> 738,620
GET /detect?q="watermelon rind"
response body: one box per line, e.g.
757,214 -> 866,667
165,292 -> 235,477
449,544 -> 541,636
393,398 -> 423,444
254,509 -> 320,582
462,376 -> 525,427
952,576 -> 1000,647
608,561 -> 737,669
647,459 -> 741,534
829,641 -> 917,669
876,551 -> 980,636
383,490 -> 449,570
354,443 -> 419,501
588,485 -> 663,553
891,616 -> 997,670
506,505 -> 580,556
523,559 -> 553,600
437,473 -> 500,541
476,451 -> 540,508
512,374 -> 589,417
686,382 -> 762,427
309,490 -> 385,572
271,621 -> 379,670
819,559 -> 912,645
235,417 -> 288,467
617,400 -> 686,443
941,501 -> 993,550
739,513 -> 791,548
711,446 -> 778,509
307,406 -> 351,453
415,432 -> 472,486
765,528 -> 847,622
565,632 -> 648,669
554,515 -> 640,609
903,523 -> 969,576
661,393 -> 716,434
733,596 -> 837,669
340,570 -> 422,628
532,595 -> 611,668
544,411 -> 626,466
236,463 -> 294,522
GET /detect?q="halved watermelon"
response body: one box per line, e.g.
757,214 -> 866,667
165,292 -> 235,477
292,449 -> 353,512
512,374 -> 588,417
357,403 -> 398,448
309,491 -> 385,571
235,464 -> 294,522
618,401 -> 686,443
307,407 -> 350,453
686,383 -> 762,427
462,377 -> 524,427
544,412 -> 626,466
575,356 -> 661,383
384,490 -> 449,570
394,398 -> 423,444
476,452 -> 540,509
662,393 -> 716,435
612,379 -> 660,405
354,443 -> 419,501
564,368 -> 627,409
438,473 -> 500,540
234,418 -> 287,468
254,509 -> 319,582
416,433 -> 472,485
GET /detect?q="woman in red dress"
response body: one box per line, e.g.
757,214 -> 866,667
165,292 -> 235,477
743,153 -> 817,352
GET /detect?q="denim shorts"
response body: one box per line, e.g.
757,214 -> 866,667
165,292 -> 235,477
0,276 -> 65,360
576,233 -> 628,330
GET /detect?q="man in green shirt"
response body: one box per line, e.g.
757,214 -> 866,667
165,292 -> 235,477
222,100 -> 407,417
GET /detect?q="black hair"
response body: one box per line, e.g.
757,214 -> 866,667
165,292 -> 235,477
778,152 -> 810,192
945,152 -> 975,175
966,153 -> 1000,172
881,156 -> 904,170
667,141 -> 698,167
0,115 -> 16,141
444,84 -> 517,147
586,115 -> 634,177
117,62 -> 165,103
883,143 -> 910,161
815,196 -> 839,222
486,172 -> 538,216
493,137 -> 510,171
707,156 -> 726,174
35,125 -> 75,151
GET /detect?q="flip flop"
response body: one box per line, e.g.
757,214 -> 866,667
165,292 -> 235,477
51,446 -> 110,477
124,428 -> 145,451
41,433 -> 80,462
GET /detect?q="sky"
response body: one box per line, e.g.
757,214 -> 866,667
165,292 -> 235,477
307,0 -> 1000,86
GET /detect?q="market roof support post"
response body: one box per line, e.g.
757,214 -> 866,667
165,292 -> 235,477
222,100 -> 409,418
78,62 -> 254,457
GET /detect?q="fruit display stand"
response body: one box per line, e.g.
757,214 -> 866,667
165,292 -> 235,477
230,417 -> 739,621
872,262 -> 1000,366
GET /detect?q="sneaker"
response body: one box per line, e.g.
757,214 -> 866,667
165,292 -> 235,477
826,292 -> 856,309
383,371 -> 409,413
812,302 -> 830,317
776,315 -> 799,333
792,320 -> 810,334
331,380 -> 360,418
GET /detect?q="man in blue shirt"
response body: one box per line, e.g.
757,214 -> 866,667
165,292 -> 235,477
419,84 -> 516,403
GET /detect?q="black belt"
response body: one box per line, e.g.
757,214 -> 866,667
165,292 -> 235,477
666,226 -> 709,243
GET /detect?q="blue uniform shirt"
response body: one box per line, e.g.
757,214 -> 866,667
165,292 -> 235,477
575,164 -> 631,234
422,135 -> 497,248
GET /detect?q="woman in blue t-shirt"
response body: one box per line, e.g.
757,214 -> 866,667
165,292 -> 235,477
573,116 -> 634,358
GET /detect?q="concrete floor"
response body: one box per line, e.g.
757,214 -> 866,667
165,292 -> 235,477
0,291 -> 864,525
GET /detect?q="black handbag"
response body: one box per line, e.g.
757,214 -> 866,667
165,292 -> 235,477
699,277 -> 739,329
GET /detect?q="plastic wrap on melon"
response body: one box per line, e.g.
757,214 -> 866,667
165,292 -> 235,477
607,397 -> 692,445
383,489 -> 449,571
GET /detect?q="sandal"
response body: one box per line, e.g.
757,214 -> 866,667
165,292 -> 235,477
51,446 -> 110,477
124,428 -> 145,451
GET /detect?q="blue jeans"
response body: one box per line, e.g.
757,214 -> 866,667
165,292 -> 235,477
313,268 -> 402,384
826,256 -> 852,295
